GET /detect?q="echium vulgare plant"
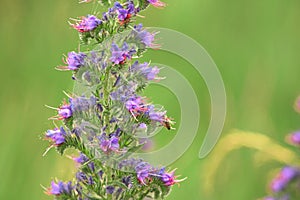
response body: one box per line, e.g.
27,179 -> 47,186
43,0 -> 185,199
262,97 -> 300,200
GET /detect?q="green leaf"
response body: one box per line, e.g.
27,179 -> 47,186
113,181 -> 128,189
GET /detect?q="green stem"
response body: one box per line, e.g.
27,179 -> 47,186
103,66 -> 112,134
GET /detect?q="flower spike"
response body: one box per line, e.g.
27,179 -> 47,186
43,1 -> 183,199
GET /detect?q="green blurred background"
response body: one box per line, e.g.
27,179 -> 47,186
1,0 -> 300,199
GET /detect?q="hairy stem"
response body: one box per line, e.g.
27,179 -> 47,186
103,65 -> 112,134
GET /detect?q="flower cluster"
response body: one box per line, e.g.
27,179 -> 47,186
286,131 -> 300,146
71,0 -> 165,44
45,127 -> 68,146
46,181 -> 73,196
129,61 -> 160,81
73,15 -> 102,33
114,1 -> 135,24
57,52 -> 87,71
119,158 -> 184,186
132,24 -> 157,49
263,97 -> 300,200
99,133 -> 120,153
269,167 -> 300,193
47,95 -> 97,122
43,1 -> 182,200
263,166 -> 300,200
110,42 -> 135,65
58,103 -> 72,120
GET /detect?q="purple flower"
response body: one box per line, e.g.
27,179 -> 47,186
127,2 -> 135,14
113,2 -> 123,10
73,15 -> 102,32
66,52 -> 86,70
76,171 -> 88,183
139,123 -> 147,129
103,1 -> 136,23
58,104 -> 72,119
99,134 -> 120,153
134,24 -> 156,47
70,96 -> 97,112
125,99 -> 140,111
148,106 -> 166,123
73,153 -> 88,164
148,0 -> 166,7
125,96 -> 145,113
281,166 -> 298,179
110,42 -> 135,65
115,1 -> 135,23
286,131 -> 300,146
136,123 -> 148,134
88,162 -> 95,172
119,159 -> 181,186
88,176 -> 94,185
160,171 -> 177,186
110,81 -> 138,102
106,186 -> 115,194
129,61 -> 160,80
135,162 -> 152,185
48,181 -> 62,195
117,9 -> 129,21
271,180 -> 285,193
102,7 -> 115,21
270,166 -> 299,192
115,128 -> 121,137
46,181 -> 73,196
146,66 -> 160,80
72,126 -> 82,137
137,170 -> 150,185
118,158 -> 182,186
56,96 -> 96,121
137,168 -> 150,185
46,127 -> 67,146
124,96 -> 168,125
98,170 -> 104,179
122,176 -> 132,187
157,168 -> 184,186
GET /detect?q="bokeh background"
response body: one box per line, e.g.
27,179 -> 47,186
1,0 -> 300,199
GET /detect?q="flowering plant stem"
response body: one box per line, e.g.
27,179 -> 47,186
43,1 -> 185,199
103,66 -> 111,133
